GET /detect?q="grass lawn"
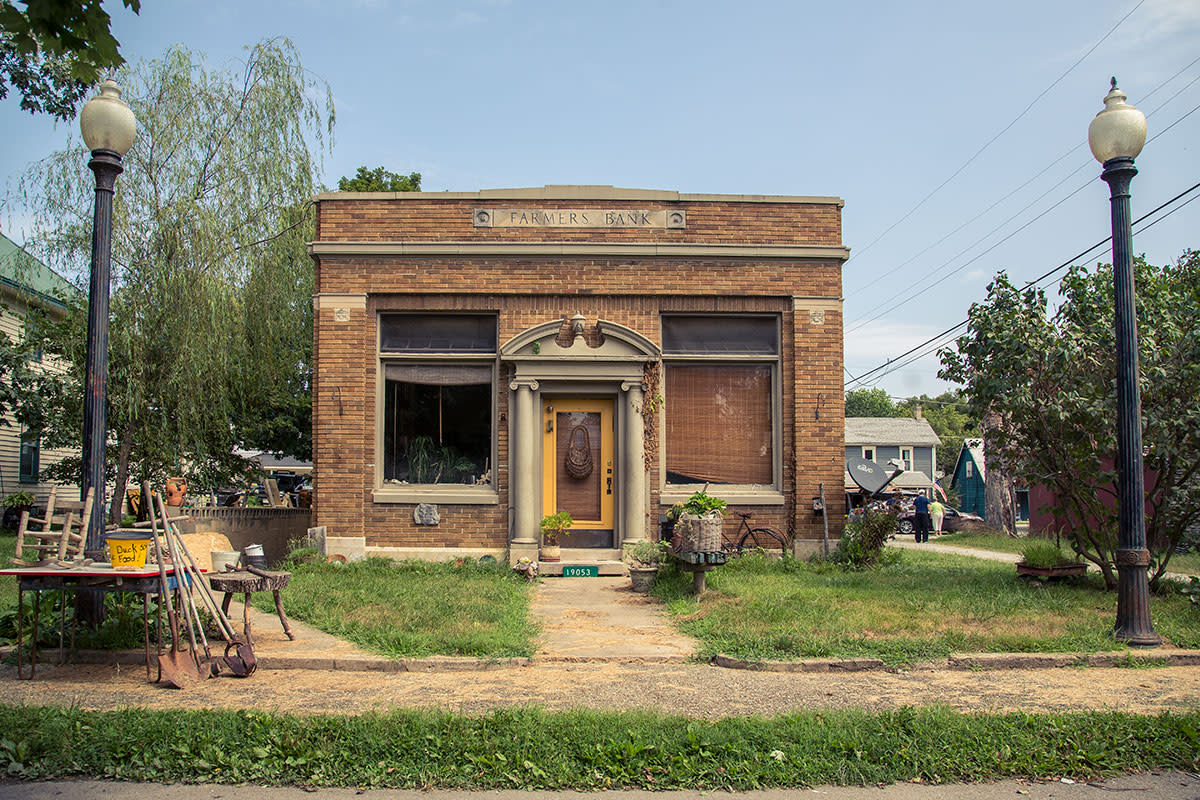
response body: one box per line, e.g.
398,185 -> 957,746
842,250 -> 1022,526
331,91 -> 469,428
1,704 -> 1197,789
253,556 -> 539,659
0,535 -> 15,609
655,550 -> 1200,665
935,531 -> 1200,576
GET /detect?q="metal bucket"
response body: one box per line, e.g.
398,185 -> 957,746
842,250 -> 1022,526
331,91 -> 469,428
243,543 -> 267,569
211,550 -> 240,573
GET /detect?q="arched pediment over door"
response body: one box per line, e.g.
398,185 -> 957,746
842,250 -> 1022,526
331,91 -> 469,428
501,317 -> 661,384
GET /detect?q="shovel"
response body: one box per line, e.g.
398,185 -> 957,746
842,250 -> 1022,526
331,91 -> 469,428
147,499 -> 204,689
155,500 -> 220,678
155,493 -> 256,677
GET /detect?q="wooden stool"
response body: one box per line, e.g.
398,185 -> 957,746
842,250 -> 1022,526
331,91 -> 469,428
207,570 -> 294,643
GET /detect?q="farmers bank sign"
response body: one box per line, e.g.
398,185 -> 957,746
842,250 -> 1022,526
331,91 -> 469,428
473,208 -> 686,229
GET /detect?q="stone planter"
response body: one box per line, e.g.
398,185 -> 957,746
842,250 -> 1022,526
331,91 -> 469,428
540,544 -> 561,562
629,565 -> 658,593
1016,561 -> 1087,580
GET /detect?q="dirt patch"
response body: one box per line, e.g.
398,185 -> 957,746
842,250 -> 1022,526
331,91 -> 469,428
1,661 -> 1197,719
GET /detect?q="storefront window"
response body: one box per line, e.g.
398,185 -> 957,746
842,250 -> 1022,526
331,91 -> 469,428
380,315 -> 496,486
662,315 -> 778,487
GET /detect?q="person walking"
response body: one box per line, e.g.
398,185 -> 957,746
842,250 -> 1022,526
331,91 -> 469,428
913,493 -> 932,543
929,498 -> 946,536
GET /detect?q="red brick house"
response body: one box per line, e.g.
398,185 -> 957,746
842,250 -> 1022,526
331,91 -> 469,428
308,186 -> 848,567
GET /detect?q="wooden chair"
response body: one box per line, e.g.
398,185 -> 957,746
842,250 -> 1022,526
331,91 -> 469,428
11,487 -> 96,566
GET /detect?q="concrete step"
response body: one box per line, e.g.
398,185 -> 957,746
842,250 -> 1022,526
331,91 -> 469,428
539,548 -> 627,576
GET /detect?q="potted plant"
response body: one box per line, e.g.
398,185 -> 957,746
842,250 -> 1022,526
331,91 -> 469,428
1016,536 -> 1087,580
539,511 -> 573,562
674,488 -> 727,553
625,539 -> 666,593
2,490 -> 36,531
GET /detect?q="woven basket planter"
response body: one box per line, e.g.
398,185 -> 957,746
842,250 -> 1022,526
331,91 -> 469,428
675,513 -> 723,553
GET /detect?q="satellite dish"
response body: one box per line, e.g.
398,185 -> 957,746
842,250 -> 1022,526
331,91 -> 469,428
846,456 -> 899,496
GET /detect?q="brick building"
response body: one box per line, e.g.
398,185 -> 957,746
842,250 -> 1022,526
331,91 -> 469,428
309,186 -> 848,566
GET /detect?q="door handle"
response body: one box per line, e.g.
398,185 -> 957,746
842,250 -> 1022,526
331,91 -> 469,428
606,476 -> 612,495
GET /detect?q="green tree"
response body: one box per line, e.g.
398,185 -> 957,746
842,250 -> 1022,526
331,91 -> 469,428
0,0 -> 140,119
337,166 -> 421,192
18,38 -> 333,523
844,387 -> 901,418
895,391 -> 978,478
939,251 -> 1200,588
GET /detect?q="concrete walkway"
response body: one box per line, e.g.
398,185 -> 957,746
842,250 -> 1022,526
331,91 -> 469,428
530,576 -> 695,661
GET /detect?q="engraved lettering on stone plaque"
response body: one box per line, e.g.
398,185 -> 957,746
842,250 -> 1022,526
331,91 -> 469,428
473,208 -> 683,228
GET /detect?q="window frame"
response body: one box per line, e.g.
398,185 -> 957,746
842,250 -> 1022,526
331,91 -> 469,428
373,313 -> 499,505
19,430 -> 40,484
658,313 -> 784,506
862,446 -> 875,462
900,446 -> 914,472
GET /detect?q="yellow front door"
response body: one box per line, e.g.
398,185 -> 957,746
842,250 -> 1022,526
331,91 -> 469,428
543,398 -> 614,533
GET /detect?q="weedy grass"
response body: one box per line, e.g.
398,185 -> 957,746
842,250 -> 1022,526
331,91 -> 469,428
0,535 -> 15,609
251,556 -> 538,658
654,550 -> 1200,665
0,705 -> 1197,788
935,532 -> 1200,576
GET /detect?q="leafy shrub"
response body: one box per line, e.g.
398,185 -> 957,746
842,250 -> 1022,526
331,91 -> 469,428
1020,539 -> 1077,568
2,491 -> 35,509
539,511 -> 574,545
831,508 -> 896,569
679,489 -> 727,517
625,539 -> 667,568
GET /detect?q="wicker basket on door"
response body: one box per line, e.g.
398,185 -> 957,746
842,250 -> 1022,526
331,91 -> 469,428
675,513 -> 723,553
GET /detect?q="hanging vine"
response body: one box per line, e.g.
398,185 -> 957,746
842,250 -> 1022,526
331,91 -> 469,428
641,360 -> 663,473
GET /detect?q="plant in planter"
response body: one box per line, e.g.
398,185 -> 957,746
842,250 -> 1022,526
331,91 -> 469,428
2,490 -> 36,531
674,488 -> 727,554
539,511 -> 573,562
1017,536 -> 1086,580
625,539 -> 667,593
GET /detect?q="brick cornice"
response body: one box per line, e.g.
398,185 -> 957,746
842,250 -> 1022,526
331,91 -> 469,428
308,241 -> 850,261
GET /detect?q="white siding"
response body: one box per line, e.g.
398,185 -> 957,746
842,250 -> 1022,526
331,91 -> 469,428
0,294 -> 78,508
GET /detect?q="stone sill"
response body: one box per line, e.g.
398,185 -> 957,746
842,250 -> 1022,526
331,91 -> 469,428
659,489 -> 785,506
372,486 -> 499,505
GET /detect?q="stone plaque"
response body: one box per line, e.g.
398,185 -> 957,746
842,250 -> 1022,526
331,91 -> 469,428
414,503 -> 440,526
474,208 -> 684,229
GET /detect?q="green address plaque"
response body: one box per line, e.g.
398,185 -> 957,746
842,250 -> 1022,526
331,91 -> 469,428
561,565 -> 599,577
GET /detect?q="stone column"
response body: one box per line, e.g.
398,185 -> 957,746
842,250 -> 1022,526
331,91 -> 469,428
510,380 -> 540,554
622,381 -> 647,544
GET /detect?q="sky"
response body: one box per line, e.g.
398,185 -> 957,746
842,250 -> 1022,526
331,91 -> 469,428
1,0 -> 1197,401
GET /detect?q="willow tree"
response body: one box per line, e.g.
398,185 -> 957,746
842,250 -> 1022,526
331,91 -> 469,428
19,38 -> 333,522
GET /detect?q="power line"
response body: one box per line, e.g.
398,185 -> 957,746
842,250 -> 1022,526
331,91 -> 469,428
844,179 -> 1200,389
847,92 -> 1200,334
844,0 -> 1145,268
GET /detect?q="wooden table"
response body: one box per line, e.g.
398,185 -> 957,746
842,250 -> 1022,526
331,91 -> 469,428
207,569 -> 294,644
0,563 -> 187,679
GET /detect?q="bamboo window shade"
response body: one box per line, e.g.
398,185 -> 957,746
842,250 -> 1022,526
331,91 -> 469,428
665,365 -> 772,485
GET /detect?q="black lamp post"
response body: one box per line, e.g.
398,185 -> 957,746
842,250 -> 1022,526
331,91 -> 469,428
1087,78 -> 1160,647
78,80 -> 136,557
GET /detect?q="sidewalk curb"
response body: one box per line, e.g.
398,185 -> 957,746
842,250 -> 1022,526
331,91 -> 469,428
9,646 -> 1200,673
711,648 -> 1200,673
